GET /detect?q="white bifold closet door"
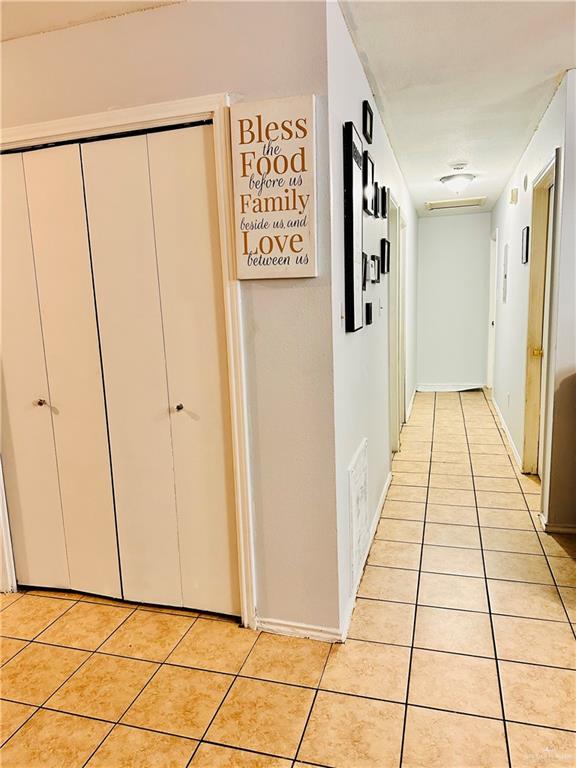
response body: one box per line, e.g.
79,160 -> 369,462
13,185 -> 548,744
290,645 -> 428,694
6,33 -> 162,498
82,125 -> 239,614
1,147 -> 121,596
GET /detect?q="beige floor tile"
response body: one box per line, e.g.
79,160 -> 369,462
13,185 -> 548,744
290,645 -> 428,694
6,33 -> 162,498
0,595 -> 72,640
525,495 -> 541,512
418,572 -> 488,612
321,638 -> 410,701
348,598 -> 414,645
87,724 -> 197,767
357,566 -> 418,603
507,722 -> 576,768
25,590 -> 81,601
381,499 -> 425,519
481,528 -> 541,554
421,545 -> 484,577
538,533 -> 576,558
493,615 -> 575,668
409,649 -> 502,718
478,507 -> 534,530
432,451 -> 470,463
298,690 -> 404,768
190,743 -> 290,766
122,664 -> 231,738
394,448 -> 432,461
0,637 -> 27,666
0,709 -> 112,768
0,700 -> 36,745
206,677 -> 313,758
427,488 -> 476,507
474,477 -> 521,492
137,604 -> 199,618
80,595 -> 138,609
368,540 -> 422,569
559,587 -> 576,621
386,486 -> 428,503
429,474 -> 473,491
392,472 -> 429,487
484,551 -> 553,584
375,518 -> 424,543
47,652 -> 158,721
469,443 -> 508,455
37,601 -> 133,651
549,559 -> 576,591
517,474 -> 541,493
424,523 -> 480,549
472,463 -> 516,479
240,632 -> 330,687
414,606 -> 494,657
167,618 -> 258,674
425,504 -> 478,526
476,491 -> 526,510
0,642 -> 89,705
392,459 -> 430,474
468,435 -> 504,446
402,706 -> 508,768
99,608 -> 194,662
0,593 -> 26,611
500,660 -> 576,730
488,580 -> 568,621
430,462 -> 471,476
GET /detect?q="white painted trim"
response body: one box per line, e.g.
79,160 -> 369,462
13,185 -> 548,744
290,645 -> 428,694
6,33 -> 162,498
255,617 -> 341,644
405,389 -> 416,421
0,457 -> 17,592
340,471 -> 392,641
416,383 -> 485,392
0,95 -> 257,626
490,395 -> 523,469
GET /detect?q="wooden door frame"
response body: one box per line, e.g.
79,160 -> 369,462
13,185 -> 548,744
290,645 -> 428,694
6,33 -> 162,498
522,156 -> 556,475
0,94 -> 257,627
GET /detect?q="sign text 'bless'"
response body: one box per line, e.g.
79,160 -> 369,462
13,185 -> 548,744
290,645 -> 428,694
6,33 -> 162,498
231,95 -> 317,279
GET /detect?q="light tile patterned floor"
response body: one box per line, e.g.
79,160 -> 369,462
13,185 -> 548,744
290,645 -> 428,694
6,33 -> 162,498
0,390 -> 575,766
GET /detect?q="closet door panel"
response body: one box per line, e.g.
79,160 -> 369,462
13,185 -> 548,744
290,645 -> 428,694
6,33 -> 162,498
81,136 -> 182,606
148,127 -> 240,614
23,145 -> 121,597
0,154 -> 69,587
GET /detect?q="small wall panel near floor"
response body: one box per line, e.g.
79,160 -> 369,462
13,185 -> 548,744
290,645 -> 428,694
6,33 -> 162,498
1,154 -> 69,588
81,136 -> 183,606
147,126 -> 240,615
23,145 -> 121,597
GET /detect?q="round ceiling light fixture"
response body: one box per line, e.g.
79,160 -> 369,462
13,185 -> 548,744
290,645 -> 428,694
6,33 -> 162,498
439,172 -> 476,195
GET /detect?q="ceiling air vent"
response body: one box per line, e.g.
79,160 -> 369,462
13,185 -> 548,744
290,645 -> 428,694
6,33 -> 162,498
425,196 -> 487,211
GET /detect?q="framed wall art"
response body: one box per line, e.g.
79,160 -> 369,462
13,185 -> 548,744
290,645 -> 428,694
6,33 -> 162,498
362,100 -> 373,144
373,181 -> 380,218
362,252 -> 369,290
380,185 -> 388,219
371,255 -> 381,284
363,151 -> 375,215
365,302 -> 373,325
343,121 -> 364,331
381,237 -> 390,275
521,226 -> 530,264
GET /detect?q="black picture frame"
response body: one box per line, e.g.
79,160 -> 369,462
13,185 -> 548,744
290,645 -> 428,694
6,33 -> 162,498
373,181 -> 380,218
381,238 -> 390,275
522,226 -> 530,264
362,252 -> 369,290
365,302 -> 373,325
363,151 -> 375,215
380,185 -> 388,219
343,122 -> 364,332
362,100 -> 373,144
371,255 -> 381,284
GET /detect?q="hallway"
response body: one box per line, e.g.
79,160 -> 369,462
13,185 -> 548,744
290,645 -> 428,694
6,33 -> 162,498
0,391 -> 574,767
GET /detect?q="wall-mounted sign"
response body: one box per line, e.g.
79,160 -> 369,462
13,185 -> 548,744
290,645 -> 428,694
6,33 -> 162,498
230,95 -> 317,279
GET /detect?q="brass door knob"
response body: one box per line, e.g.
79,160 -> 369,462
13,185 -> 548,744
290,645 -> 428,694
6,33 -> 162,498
175,403 -> 184,411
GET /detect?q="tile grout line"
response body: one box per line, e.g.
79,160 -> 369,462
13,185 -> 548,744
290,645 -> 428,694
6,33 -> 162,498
397,392 -> 437,768
459,392 -> 513,768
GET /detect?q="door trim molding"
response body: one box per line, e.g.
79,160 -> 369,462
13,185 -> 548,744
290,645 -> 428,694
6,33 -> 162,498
0,94 -> 257,628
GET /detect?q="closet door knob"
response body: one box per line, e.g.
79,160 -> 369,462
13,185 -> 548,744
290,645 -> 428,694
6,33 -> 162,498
175,403 -> 184,411
35,398 -> 47,407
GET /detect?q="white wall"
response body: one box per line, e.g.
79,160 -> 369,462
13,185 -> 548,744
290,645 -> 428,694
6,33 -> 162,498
417,213 -> 491,389
491,71 -> 575,527
326,2 -> 418,629
1,2 -> 341,631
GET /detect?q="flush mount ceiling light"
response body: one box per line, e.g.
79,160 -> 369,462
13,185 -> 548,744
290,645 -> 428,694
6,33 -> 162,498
439,173 -> 476,195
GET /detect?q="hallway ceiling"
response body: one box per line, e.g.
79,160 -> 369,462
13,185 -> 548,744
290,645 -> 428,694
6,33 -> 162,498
340,1 -> 576,216
0,1 -> 179,41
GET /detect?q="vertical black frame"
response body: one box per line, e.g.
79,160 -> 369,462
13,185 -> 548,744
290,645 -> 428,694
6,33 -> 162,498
343,121 -> 364,332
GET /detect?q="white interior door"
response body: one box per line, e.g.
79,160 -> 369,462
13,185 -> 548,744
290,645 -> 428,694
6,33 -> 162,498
1,153 -> 69,588
147,126 -> 240,614
81,136 -> 183,607
23,145 -> 121,597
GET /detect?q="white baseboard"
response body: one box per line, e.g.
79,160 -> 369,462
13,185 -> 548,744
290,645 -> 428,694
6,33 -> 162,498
0,457 -> 17,593
255,616 -> 341,643
416,383 -> 485,392
406,389 -> 416,421
339,470 -> 392,642
489,395 -> 523,468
